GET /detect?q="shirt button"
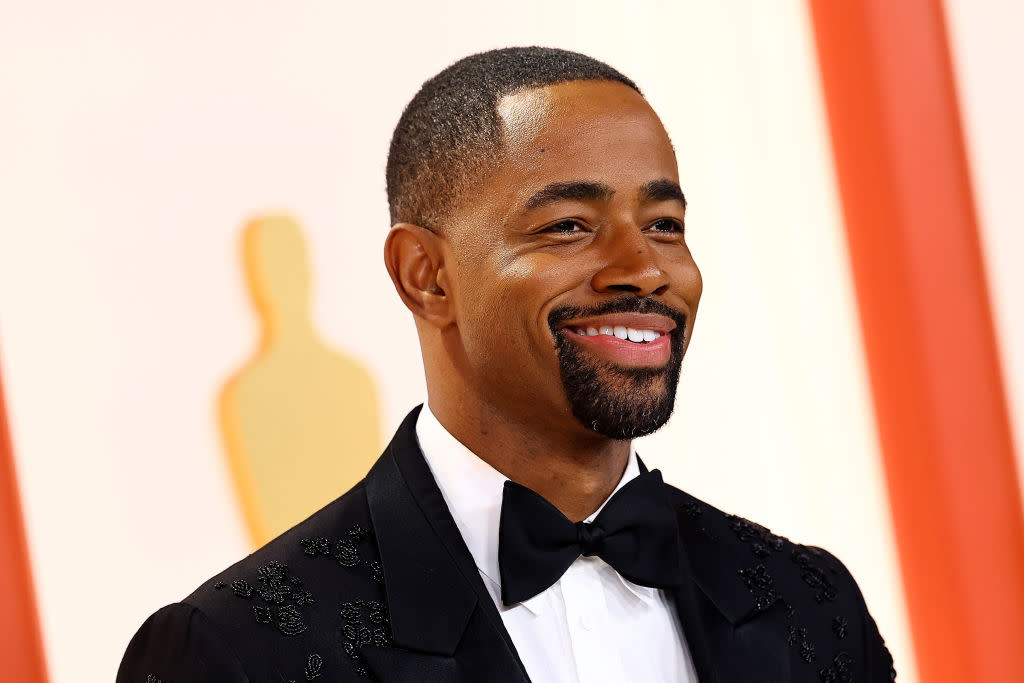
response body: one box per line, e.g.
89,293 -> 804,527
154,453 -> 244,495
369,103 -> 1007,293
579,614 -> 594,631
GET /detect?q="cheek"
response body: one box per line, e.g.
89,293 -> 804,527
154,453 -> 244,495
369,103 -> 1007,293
497,250 -> 590,297
663,248 -> 703,307
683,261 -> 703,304
454,254 -> 569,364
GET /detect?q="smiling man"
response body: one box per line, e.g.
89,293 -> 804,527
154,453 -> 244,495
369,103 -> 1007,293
119,47 -> 895,682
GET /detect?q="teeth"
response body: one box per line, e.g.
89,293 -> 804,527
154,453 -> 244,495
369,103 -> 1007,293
571,324 -> 664,344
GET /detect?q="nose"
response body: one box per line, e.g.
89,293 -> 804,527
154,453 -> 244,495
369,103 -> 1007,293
590,225 -> 669,297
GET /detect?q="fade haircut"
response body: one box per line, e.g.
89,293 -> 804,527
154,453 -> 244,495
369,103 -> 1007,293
386,46 -> 641,229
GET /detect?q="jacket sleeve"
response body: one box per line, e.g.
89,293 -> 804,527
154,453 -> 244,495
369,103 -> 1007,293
853,580 -> 898,682
815,547 -> 898,682
116,602 -> 249,683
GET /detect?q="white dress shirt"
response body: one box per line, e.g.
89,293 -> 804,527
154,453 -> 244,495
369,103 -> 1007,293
416,405 -> 699,683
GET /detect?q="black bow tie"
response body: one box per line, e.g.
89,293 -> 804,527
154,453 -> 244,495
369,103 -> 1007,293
498,469 -> 682,606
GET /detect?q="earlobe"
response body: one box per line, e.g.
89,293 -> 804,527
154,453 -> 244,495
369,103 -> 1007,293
384,223 -> 453,327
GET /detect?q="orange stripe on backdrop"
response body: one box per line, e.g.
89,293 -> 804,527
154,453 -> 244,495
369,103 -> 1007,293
0,350 -> 48,680
808,1 -> 1024,681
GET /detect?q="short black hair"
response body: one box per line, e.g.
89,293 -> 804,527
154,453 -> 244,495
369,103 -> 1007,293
386,46 -> 641,229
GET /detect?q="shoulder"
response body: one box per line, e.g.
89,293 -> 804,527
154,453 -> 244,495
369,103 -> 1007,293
665,485 -> 898,681
185,479 -> 378,614
121,480 -> 392,682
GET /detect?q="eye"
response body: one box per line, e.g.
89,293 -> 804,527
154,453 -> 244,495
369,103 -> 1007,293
646,218 -> 685,234
541,219 -> 586,235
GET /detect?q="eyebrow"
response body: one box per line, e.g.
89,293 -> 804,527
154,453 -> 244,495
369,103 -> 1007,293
522,181 -> 615,210
638,178 -> 687,209
521,178 -> 687,213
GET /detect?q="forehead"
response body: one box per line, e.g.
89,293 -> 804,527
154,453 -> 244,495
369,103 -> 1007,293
494,80 -> 678,190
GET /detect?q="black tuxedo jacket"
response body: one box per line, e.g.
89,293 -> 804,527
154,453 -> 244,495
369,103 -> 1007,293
119,406 -> 896,682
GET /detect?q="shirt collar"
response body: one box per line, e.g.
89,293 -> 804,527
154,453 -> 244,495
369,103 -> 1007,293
415,403 -> 656,615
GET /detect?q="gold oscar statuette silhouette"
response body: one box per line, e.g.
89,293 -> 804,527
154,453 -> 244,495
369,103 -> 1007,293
220,215 -> 381,547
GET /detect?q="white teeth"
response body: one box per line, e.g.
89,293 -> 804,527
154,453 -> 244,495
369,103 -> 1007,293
576,324 -> 663,343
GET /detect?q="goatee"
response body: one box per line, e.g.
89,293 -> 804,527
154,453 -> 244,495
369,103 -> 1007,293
548,297 -> 687,440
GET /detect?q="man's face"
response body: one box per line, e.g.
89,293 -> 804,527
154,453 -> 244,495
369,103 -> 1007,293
439,80 -> 702,440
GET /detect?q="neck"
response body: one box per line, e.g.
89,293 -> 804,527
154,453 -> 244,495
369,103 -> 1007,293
427,397 -> 630,523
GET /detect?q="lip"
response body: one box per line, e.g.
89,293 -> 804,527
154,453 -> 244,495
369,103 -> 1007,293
562,330 -> 672,367
556,312 -> 676,368
556,313 -> 677,335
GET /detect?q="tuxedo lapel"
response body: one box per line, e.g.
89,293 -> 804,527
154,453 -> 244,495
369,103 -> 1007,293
669,552 -> 723,683
359,645 -> 460,683
365,406 -> 530,682
670,492 -> 791,683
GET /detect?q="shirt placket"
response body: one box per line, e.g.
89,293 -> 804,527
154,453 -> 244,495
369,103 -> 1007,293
559,557 -> 628,683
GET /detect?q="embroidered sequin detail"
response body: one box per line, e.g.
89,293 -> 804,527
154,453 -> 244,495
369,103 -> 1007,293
300,530 -> 370,568
336,540 -> 360,567
292,588 -> 315,606
818,651 -> 854,682
682,502 -> 703,518
683,501 -> 718,539
792,548 -> 839,603
304,653 -> 324,680
832,616 -> 848,640
737,563 -> 780,612
788,625 -> 817,663
257,561 -> 295,604
231,579 -> 253,598
300,537 -> 331,557
146,675 -> 163,683
728,515 -> 787,558
223,561 -> 313,636
369,560 -> 384,583
212,581 -> 226,590
340,601 -> 361,621
339,599 -> 391,676
277,605 -> 307,636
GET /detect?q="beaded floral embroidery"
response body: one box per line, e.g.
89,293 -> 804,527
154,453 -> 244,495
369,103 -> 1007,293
339,598 -> 392,676
818,651 -> 854,682
788,625 -> 817,663
737,563 -> 780,613
223,560 -> 314,636
791,547 -> 839,604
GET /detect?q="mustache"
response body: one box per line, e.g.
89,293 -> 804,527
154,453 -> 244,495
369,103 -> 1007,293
547,296 -> 687,333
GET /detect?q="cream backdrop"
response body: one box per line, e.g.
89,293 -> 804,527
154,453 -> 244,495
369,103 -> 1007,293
1,1 -> 1020,681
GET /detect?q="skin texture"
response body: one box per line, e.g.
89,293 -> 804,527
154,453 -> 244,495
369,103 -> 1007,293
384,80 -> 702,522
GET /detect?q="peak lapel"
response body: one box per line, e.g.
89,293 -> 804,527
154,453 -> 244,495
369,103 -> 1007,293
365,406 -> 529,682
366,447 -> 474,655
670,492 -> 791,683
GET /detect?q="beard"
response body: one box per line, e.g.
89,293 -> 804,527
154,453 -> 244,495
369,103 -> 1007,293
548,297 -> 687,440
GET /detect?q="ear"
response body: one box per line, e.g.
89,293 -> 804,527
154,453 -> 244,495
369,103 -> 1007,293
384,223 -> 454,328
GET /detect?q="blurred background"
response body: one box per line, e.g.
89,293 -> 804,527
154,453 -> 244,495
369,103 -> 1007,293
1,1 -> 1021,681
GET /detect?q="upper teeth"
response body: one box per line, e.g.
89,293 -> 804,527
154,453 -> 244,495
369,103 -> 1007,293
573,326 -> 662,343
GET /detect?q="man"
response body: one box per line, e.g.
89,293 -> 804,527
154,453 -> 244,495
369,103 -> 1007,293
119,47 -> 896,682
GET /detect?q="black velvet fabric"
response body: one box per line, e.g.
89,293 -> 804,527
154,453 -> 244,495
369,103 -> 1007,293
118,405 -> 896,682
